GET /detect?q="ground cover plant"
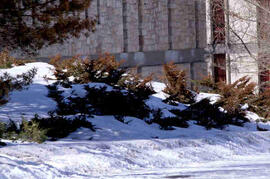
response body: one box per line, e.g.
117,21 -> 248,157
162,62 -> 195,104
2,56 -> 269,145
0,50 -> 37,104
48,53 -> 154,117
196,75 -> 270,122
0,50 -> 35,69
160,63 -> 251,129
48,54 -> 194,130
0,68 -> 37,105
0,54 -> 38,145
47,56 -> 264,131
0,114 -> 95,143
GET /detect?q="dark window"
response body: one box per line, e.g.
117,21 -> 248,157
259,52 -> 270,88
214,54 -> 226,82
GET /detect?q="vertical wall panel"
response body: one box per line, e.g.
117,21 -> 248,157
141,0 -> 169,51
125,0 -> 140,52
98,0 -> 123,53
170,0 -> 196,49
196,0 -> 207,48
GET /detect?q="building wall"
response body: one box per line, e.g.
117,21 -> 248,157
35,0 -> 262,84
9,0 -> 265,87
35,0 -> 208,81
38,0 -> 207,55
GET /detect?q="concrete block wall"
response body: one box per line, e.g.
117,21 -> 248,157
170,0 -> 196,49
140,0 -> 169,51
12,0 -> 268,88
34,0 -> 267,85
37,0 -> 207,54
35,0 -> 209,81
99,0 -> 124,53
87,0 -> 99,54
196,0 -> 207,49
125,0 -> 140,52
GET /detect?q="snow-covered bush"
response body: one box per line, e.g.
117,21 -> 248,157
180,99 -> 248,129
0,50 -> 15,69
151,109 -> 189,130
0,50 -> 35,69
215,76 -> 256,117
0,122 -> 4,138
0,68 -> 37,104
196,75 -> 270,121
50,53 -> 126,85
0,114 -> 95,143
84,86 -> 151,119
17,120 -> 47,143
47,56 -> 267,132
163,62 -> 195,104
50,53 -> 154,94
193,74 -> 219,93
47,83 -> 152,120
47,84 -> 83,116
48,53 -> 154,119
0,118 -> 46,143
117,68 -> 154,99
159,67 -> 257,129
29,114 -> 95,141
249,89 -> 270,120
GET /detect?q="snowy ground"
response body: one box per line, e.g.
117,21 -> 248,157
0,63 -> 270,178
1,131 -> 270,178
107,155 -> 270,178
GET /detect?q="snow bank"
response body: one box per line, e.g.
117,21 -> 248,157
1,126 -> 270,178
